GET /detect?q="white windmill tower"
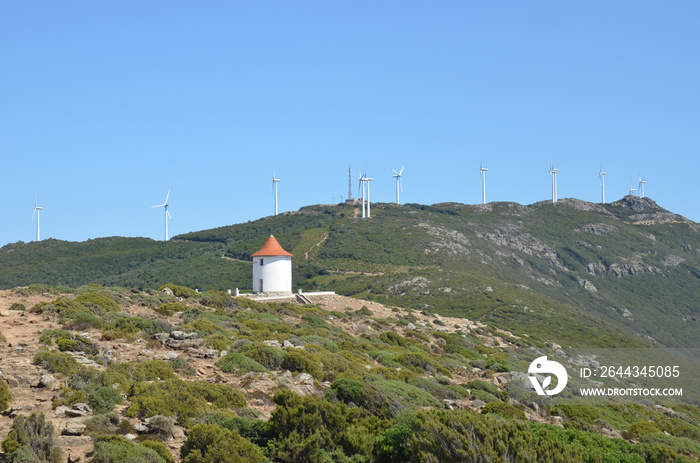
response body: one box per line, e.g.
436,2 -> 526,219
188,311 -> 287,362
32,195 -> 43,242
365,174 -> 373,217
628,179 -> 636,196
392,166 -> 404,205
358,171 -> 366,218
638,175 -> 646,198
549,164 -> 559,203
272,173 -> 280,215
152,189 -> 172,241
599,167 -> 607,204
479,163 -> 488,205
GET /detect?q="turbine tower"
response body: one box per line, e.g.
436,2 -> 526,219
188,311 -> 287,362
392,166 -> 404,205
32,195 -> 43,242
599,167 -> 607,204
358,171 -> 366,218
638,176 -> 646,198
628,180 -> 636,196
479,163 -> 488,205
272,173 -> 280,215
549,164 -> 559,203
152,189 -> 172,241
366,175 -> 373,217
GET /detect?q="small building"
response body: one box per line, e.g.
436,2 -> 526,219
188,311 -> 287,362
251,235 -> 293,294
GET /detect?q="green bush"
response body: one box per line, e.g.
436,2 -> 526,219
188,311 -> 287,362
216,353 -> 269,374
75,292 -> 120,313
91,435 -> 166,463
180,423 -> 265,463
281,349 -> 323,380
33,350 -> 79,376
156,302 -> 190,316
140,440 -> 174,463
481,401 -> 526,420
9,302 -> 25,311
89,386 -> 124,413
238,343 -> 286,370
205,334 -> 231,351
1,413 -> 62,463
0,379 -> 12,411
146,415 -> 175,441
84,413 -> 121,436
625,421 -> 662,438
159,284 -> 198,299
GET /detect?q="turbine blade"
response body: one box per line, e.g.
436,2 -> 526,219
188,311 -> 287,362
400,165 -> 404,175
164,189 -> 171,205
392,169 -> 398,175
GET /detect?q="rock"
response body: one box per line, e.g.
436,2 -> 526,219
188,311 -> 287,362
134,421 -> 150,433
264,340 -> 282,348
204,349 -> 218,359
166,338 -> 205,350
54,405 -> 72,416
152,333 -> 169,343
443,399 -> 458,410
166,352 -> 179,360
162,287 -> 174,296
153,354 -> 169,361
38,374 -> 55,389
529,402 -> 540,413
294,373 -> 314,385
139,349 -> 153,356
406,323 -> 416,330
220,350 -> 228,357
124,433 -> 138,441
282,340 -> 294,348
9,405 -> 33,417
471,399 -> 487,409
62,422 -> 86,436
170,331 -> 199,340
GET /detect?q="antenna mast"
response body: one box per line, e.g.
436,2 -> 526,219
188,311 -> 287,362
348,167 -> 353,200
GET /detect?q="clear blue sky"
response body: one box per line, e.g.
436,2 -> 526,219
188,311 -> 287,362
1,1 -> 699,245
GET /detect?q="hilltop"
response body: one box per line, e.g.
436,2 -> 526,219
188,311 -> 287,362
0,196 -> 698,349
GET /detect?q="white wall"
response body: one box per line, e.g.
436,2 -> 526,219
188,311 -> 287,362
252,255 -> 292,293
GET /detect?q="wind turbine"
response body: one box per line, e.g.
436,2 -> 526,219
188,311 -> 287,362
599,167 -> 607,204
392,166 -> 404,205
358,171 -> 366,218
628,179 -> 636,196
638,175 -> 646,198
366,175 -> 373,217
32,195 -> 43,241
549,164 -> 559,203
272,173 -> 280,215
479,163 -> 488,205
152,189 -> 172,241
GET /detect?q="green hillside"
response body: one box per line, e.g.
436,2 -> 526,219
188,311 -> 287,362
1,196 -> 698,348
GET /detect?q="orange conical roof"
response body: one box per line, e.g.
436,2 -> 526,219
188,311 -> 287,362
251,235 -> 293,257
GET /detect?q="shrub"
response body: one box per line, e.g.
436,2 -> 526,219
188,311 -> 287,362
0,380 -> 12,411
180,423 -> 266,463
33,350 -> 79,376
75,292 -> 120,313
625,421 -> 662,438
146,415 -> 175,441
9,303 -> 25,311
159,284 -> 198,299
156,301 -> 190,316
91,435 -> 166,463
1,413 -> 63,463
330,378 -> 365,403
84,413 -> 121,436
140,440 -> 174,463
281,349 -> 323,380
89,387 -> 123,414
205,334 -> 231,351
216,353 -> 268,374
239,343 -> 286,370
481,401 -> 526,420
